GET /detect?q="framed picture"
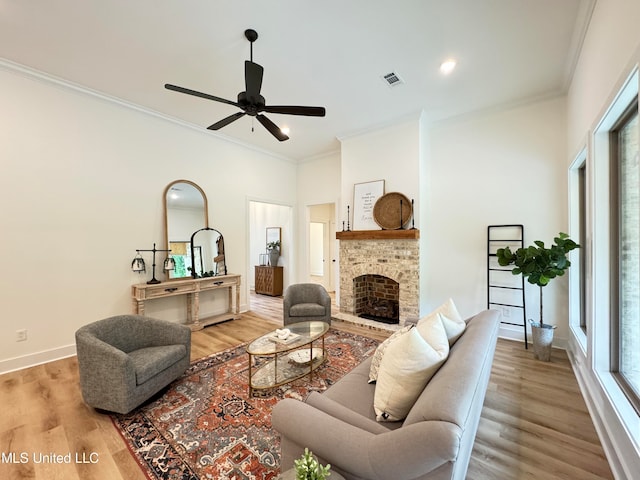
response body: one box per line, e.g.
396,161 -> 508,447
353,180 -> 385,230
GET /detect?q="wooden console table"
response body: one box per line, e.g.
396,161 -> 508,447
132,274 -> 241,331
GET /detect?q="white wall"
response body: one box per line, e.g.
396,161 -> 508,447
296,151 -> 341,284
567,0 -> 640,155
335,105 -> 567,331
340,118 -> 421,217
427,98 -> 568,335
339,117 -> 425,310
0,64 -> 297,372
565,1 -> 640,478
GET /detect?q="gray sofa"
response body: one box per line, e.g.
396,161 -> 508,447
75,314 -> 191,414
272,309 -> 499,480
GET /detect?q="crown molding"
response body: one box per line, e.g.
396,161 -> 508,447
0,57 -> 295,164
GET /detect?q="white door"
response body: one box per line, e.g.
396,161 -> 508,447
309,222 -> 325,282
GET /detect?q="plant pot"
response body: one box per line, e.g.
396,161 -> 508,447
530,321 -> 556,362
269,250 -> 280,267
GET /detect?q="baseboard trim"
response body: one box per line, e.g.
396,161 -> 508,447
566,338 -> 639,480
498,325 -> 567,349
0,344 -> 77,375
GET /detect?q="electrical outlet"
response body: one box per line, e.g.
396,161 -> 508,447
502,307 -> 511,318
16,329 -> 27,342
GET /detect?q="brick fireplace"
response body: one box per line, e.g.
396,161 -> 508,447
336,230 -> 420,327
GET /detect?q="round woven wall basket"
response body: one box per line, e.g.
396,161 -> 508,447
373,192 -> 412,229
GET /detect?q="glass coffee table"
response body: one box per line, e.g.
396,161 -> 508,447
247,321 -> 330,396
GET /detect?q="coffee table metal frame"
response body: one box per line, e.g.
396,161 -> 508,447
246,321 -> 330,396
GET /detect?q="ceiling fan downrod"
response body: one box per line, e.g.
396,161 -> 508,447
245,29 -> 258,62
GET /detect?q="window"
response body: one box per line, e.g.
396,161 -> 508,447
578,163 -> 587,332
611,100 -> 640,412
578,162 -> 587,334
568,149 -> 587,343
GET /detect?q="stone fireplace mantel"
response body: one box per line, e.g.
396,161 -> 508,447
336,229 -> 419,241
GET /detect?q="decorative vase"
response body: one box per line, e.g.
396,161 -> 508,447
269,250 -> 280,267
530,321 -> 556,361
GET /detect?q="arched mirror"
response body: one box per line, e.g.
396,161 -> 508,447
164,180 -> 208,279
190,228 -> 227,277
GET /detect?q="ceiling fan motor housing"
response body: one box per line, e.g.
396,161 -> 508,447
238,92 -> 265,115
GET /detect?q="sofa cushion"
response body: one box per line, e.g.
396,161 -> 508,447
306,392 -> 390,435
368,324 -> 414,383
289,303 -> 326,317
374,319 -> 449,422
323,357 -> 389,424
129,344 -> 187,385
418,298 -> 466,345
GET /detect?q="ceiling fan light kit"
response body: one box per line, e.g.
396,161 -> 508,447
165,28 -> 326,142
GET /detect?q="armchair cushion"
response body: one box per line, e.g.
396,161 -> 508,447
129,344 -> 188,385
290,303 -> 326,317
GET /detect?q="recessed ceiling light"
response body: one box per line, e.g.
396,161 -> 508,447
440,59 -> 457,75
280,126 -> 290,135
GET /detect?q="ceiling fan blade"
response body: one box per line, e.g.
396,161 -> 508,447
165,83 -> 240,107
257,114 -> 289,142
245,61 -> 264,103
207,112 -> 246,130
263,105 -> 326,117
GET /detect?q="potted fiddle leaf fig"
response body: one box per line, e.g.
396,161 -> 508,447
496,232 -> 580,361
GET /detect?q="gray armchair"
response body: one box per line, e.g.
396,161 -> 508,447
75,315 -> 191,414
283,283 -> 332,326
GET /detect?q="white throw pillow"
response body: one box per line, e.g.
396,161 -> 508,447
418,298 -> 466,345
374,318 -> 449,422
368,325 -> 414,383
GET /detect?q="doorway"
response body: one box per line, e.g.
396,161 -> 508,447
308,203 -> 336,291
248,200 -> 293,305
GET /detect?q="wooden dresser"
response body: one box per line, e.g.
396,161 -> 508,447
254,266 -> 283,296
132,274 -> 241,331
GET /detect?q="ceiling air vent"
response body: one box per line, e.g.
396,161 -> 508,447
382,71 -> 404,87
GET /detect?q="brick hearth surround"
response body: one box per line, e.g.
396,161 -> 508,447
338,237 -> 420,326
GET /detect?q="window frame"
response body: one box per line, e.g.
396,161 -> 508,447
568,148 -> 588,350
609,99 -> 640,414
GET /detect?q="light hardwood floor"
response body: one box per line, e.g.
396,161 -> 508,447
0,293 -> 612,480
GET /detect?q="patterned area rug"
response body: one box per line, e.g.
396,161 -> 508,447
111,328 -> 379,480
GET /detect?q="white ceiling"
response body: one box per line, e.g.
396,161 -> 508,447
0,0 -> 595,161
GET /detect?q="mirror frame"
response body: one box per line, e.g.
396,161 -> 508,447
190,227 -> 227,277
266,227 -> 282,255
163,180 -> 209,280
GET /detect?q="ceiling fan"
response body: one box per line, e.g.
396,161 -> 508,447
165,29 -> 326,142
